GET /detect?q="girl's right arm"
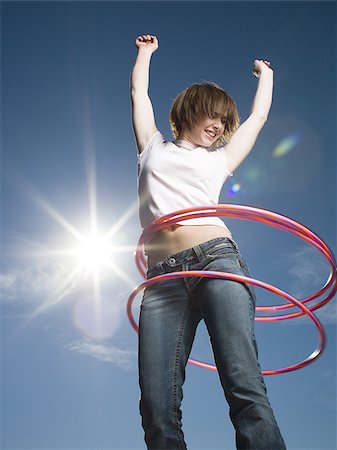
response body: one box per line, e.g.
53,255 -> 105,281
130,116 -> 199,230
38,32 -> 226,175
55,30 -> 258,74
130,35 -> 159,154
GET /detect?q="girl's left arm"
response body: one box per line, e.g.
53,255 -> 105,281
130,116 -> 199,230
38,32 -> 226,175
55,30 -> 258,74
225,60 -> 273,175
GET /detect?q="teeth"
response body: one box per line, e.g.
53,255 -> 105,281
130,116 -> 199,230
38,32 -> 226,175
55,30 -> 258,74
205,130 -> 216,137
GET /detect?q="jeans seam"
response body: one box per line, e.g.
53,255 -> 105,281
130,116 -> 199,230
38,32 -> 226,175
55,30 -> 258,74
204,253 -> 242,269
181,262 -> 191,294
172,303 -> 190,449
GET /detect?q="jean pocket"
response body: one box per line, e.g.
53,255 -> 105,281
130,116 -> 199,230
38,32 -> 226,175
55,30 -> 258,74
204,243 -> 240,260
205,252 -> 243,274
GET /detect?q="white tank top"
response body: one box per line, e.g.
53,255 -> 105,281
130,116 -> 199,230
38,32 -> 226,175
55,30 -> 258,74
137,130 -> 233,232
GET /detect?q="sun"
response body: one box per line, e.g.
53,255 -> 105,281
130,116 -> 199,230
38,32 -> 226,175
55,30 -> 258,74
13,121 -> 140,320
76,232 -> 113,272
15,179 -> 140,318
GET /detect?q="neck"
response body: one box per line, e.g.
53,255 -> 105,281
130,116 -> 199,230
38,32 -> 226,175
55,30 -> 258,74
174,138 -> 199,150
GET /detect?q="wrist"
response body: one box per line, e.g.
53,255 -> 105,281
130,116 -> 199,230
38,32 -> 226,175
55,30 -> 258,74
260,66 -> 273,76
137,47 -> 154,57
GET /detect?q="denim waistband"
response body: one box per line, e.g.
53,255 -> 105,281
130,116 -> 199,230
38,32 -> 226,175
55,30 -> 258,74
146,236 -> 240,279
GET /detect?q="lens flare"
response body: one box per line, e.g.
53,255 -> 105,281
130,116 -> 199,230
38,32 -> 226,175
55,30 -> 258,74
245,166 -> 261,183
272,132 -> 302,158
73,296 -> 121,339
227,183 -> 241,197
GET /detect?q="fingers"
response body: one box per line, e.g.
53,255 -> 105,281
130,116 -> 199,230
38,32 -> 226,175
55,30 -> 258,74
137,34 -> 157,43
252,59 -> 272,78
254,59 -> 271,66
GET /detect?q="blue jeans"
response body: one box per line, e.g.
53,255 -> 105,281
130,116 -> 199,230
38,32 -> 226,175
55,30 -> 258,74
139,236 -> 286,450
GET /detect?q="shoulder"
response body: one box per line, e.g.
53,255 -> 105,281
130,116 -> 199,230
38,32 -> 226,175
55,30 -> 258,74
137,130 -> 166,160
214,142 -> 234,177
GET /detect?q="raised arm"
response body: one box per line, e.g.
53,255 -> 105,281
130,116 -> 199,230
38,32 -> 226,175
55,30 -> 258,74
225,60 -> 274,175
130,35 -> 159,154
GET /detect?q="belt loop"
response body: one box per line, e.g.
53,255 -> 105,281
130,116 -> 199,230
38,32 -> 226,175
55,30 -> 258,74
192,244 -> 205,262
147,260 -> 164,279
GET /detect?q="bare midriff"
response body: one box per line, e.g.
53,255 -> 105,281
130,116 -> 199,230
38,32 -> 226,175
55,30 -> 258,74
144,224 -> 233,269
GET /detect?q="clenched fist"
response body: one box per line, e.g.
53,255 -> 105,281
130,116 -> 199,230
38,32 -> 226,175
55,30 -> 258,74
135,35 -> 159,54
252,59 -> 273,78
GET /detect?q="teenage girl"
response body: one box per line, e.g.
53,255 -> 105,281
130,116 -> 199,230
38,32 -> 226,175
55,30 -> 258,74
130,34 -> 286,450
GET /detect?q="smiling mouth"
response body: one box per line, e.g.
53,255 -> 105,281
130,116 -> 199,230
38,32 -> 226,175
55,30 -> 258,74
205,130 -> 217,139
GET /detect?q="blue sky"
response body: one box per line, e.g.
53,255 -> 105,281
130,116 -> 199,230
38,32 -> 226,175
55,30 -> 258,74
1,1 -> 336,449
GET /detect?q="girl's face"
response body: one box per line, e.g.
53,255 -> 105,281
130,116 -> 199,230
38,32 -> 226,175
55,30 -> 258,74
179,116 -> 225,148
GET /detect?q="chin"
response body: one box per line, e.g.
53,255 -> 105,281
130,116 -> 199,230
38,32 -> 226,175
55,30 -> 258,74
205,140 -> 215,148
201,138 -> 213,147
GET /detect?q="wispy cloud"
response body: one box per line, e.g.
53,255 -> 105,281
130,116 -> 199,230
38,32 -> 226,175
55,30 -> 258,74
1,231 -> 78,306
66,338 -> 136,370
273,246 -> 336,324
314,300 -> 337,324
279,246 -> 330,295
0,230 -> 137,312
0,256 -> 81,306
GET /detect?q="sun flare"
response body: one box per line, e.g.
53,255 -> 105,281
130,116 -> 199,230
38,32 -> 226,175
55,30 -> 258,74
14,119 -> 140,322
76,232 -> 113,272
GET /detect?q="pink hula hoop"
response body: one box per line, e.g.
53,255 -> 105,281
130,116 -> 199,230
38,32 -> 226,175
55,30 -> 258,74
127,204 -> 337,375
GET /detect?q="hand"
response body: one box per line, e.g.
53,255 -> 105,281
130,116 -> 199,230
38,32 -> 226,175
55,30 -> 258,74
135,35 -> 159,54
252,59 -> 273,78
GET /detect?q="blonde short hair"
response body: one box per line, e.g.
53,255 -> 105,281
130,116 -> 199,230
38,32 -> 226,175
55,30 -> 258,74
169,81 -> 240,146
